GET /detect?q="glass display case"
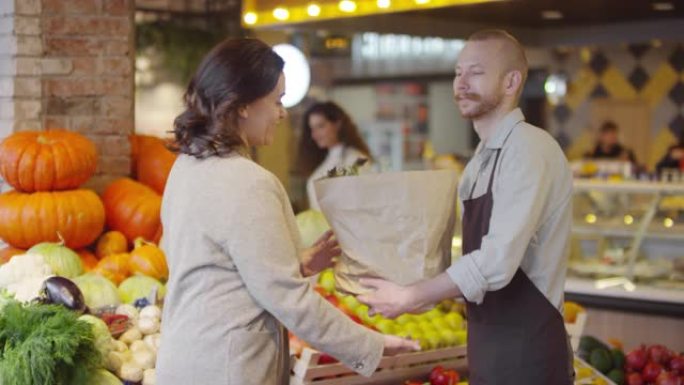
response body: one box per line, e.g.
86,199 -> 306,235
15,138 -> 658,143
566,180 -> 684,316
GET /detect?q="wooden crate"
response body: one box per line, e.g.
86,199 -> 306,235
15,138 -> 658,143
290,345 -> 467,385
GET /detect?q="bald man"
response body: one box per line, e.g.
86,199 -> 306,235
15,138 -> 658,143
359,30 -> 574,385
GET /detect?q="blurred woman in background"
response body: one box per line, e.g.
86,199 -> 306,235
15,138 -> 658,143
297,101 -> 373,210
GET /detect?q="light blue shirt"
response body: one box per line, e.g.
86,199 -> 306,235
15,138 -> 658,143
447,108 -> 573,311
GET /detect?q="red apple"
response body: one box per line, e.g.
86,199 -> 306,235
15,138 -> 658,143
644,362 -> 664,382
670,355 -> 684,375
627,372 -> 644,385
649,345 -> 674,366
655,371 -> 682,385
443,369 -> 460,384
627,347 -> 649,371
318,353 -> 338,364
429,366 -> 445,384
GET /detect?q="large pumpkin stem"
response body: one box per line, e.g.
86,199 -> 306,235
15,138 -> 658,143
56,232 -> 66,247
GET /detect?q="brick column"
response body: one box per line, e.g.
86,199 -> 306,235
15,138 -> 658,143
0,0 -> 135,192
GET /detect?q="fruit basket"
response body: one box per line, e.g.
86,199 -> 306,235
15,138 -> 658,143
290,345 -> 467,385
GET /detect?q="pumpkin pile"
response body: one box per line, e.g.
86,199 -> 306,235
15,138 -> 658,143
0,129 -> 105,254
0,130 -> 170,301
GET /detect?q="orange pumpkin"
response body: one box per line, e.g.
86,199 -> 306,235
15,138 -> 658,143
93,252 -> 130,285
0,130 -> 98,192
0,246 -> 25,264
77,249 -> 99,271
130,135 -> 177,195
95,230 -> 128,259
102,178 -> 162,245
0,189 -> 105,249
128,237 -> 168,282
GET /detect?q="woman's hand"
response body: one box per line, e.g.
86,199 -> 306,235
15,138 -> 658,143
382,334 -> 421,356
300,230 -> 341,277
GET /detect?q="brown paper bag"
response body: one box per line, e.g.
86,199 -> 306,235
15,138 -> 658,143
314,169 -> 458,295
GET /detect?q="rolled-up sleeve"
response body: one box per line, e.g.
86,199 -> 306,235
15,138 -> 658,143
447,148 -> 551,304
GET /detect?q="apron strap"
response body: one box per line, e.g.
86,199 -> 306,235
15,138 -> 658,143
468,149 -> 502,199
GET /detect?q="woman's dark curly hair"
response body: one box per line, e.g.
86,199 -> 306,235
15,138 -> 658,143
296,101 -> 372,176
172,38 -> 284,158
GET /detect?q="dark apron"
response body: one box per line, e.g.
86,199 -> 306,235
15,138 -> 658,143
462,149 -> 573,385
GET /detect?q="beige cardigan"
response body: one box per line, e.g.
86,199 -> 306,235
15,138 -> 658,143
156,154 -> 384,385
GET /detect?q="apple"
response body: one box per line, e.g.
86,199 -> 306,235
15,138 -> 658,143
341,295 -> 361,312
439,329 -> 459,347
375,319 -> 396,335
444,312 -> 464,330
432,318 -> 450,330
423,330 -> 441,350
643,362 -> 664,382
454,330 -> 467,345
655,371 -> 682,385
419,320 -> 437,332
318,353 -> 338,364
670,355 -> 684,375
318,269 -> 336,294
627,346 -> 648,371
425,307 -> 444,320
404,322 -> 421,336
443,369 -> 460,384
395,314 -> 413,325
627,372 -> 644,385
429,366 -> 445,384
649,345 -> 673,366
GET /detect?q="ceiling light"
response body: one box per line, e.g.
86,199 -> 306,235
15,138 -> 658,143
243,12 -> 258,25
307,4 -> 321,16
377,0 -> 391,8
273,7 -> 289,20
339,0 -> 357,12
541,10 -> 563,20
652,2 -> 674,11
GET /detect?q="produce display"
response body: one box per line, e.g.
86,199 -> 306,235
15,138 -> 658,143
0,131 -> 172,385
578,334 -> 684,385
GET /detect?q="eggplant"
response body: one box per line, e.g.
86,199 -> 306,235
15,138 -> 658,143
39,276 -> 87,314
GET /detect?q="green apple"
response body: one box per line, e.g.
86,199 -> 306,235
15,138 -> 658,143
341,295 -> 361,311
418,320 -> 436,332
375,319 -> 395,335
354,304 -> 369,320
318,269 -> 336,294
445,312 -> 464,330
403,322 -> 421,336
423,330 -> 441,350
395,313 -> 413,325
439,329 -> 459,347
454,330 -> 467,345
432,318 -> 449,330
424,307 -> 444,320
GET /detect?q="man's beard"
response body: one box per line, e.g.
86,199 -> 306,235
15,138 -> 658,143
456,91 -> 503,120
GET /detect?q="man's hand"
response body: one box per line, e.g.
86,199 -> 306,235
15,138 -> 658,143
357,278 -> 424,319
358,273 -> 464,319
300,230 -> 341,277
382,334 -> 421,356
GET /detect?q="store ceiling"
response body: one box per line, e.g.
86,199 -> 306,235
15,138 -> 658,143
406,0 -> 684,28
278,0 -> 684,45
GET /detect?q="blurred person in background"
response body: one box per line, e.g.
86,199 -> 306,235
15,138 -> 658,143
586,120 -> 637,164
655,136 -> 684,175
296,101 -> 373,210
